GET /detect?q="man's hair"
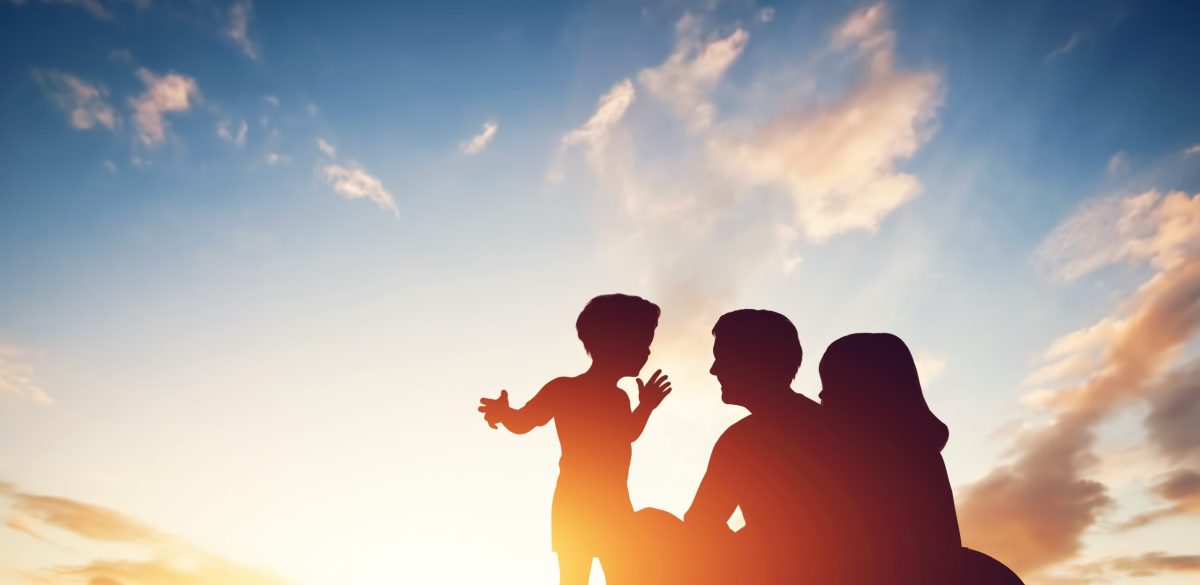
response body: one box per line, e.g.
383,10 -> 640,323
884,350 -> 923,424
576,294 -> 661,354
712,309 -> 803,381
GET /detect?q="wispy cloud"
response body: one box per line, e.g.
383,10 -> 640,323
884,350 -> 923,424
225,0 -> 258,60
1046,32 -> 1085,61
550,3 -> 942,363
1185,144 -> 1200,156
316,137 -> 336,158
129,68 -> 200,148
217,118 -> 247,145
959,190 -> 1200,576
0,342 -> 53,405
33,69 -> 117,131
0,482 -> 301,585
265,152 -> 287,165
458,120 -> 498,155
320,163 -> 397,216
262,95 -> 279,107
40,0 -> 112,21
638,13 -> 748,130
1106,150 -> 1129,176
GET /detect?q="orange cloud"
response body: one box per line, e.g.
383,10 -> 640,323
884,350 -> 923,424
958,191 -> 1200,576
1,482 -> 299,585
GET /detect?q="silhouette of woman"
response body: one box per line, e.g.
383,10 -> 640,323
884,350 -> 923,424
819,333 -> 1024,585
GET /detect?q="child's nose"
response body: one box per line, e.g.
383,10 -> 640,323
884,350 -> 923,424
709,361 -> 718,375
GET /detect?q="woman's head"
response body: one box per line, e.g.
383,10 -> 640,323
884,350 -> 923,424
818,333 -> 947,448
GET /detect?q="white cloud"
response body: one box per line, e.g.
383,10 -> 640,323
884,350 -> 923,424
226,0 -> 258,60
33,69 -> 117,131
1107,150 -> 1129,176
0,343 -> 53,405
1036,190 -> 1200,281
458,120 -> 498,155
757,7 -> 775,23
710,3 -> 942,242
216,118 -> 248,145
1047,32 -> 1084,61
103,159 -> 116,172
129,68 -> 200,148
1185,144 -> 1200,156
262,95 -> 280,107
557,78 -> 636,178
550,3 -> 942,355
320,163 -> 397,215
316,137 -> 337,158
265,152 -> 287,165
638,13 -> 748,130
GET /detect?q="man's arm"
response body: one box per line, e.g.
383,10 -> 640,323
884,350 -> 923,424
628,370 -> 672,442
684,430 -> 739,532
479,380 -> 561,434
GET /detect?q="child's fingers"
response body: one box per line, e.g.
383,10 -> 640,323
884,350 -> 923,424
488,420 -> 498,429
637,378 -> 645,391
478,405 -> 488,413
651,369 -> 663,384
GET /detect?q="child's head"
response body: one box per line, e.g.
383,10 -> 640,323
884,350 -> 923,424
576,294 -> 661,376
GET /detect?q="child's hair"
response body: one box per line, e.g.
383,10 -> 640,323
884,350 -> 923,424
576,294 -> 661,354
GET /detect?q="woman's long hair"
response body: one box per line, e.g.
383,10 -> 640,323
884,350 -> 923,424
818,332 -> 949,451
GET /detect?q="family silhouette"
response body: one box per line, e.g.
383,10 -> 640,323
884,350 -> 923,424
479,294 -> 1024,584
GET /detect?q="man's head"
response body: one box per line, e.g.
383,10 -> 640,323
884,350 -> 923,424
710,309 -> 803,408
577,294 -> 661,376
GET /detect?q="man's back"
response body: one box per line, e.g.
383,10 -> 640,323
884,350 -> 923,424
687,393 -> 846,581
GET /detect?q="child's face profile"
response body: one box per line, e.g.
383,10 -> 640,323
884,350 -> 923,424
590,327 -> 655,377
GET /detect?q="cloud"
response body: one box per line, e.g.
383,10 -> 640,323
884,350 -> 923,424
458,120 -> 498,155
1046,32 -> 1084,61
262,95 -> 279,107
1145,361 -> 1200,463
560,78 -> 635,159
638,13 -> 748,130
1102,552 -> 1200,577
708,4 -> 942,242
320,163 -> 397,215
103,160 -> 117,173
216,119 -> 247,145
0,343 -> 53,405
1120,469 -> 1200,529
265,152 -> 287,165
33,70 -> 117,131
1106,150 -> 1129,176
0,482 -> 301,585
1185,144 -> 1200,156
225,0 -> 258,60
316,137 -> 336,158
129,68 -> 200,148
757,7 -> 775,24
958,191 -> 1200,576
0,486 -> 164,544
550,3 -> 941,356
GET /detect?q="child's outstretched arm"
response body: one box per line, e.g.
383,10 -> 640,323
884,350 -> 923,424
478,380 -> 561,434
628,369 -> 671,441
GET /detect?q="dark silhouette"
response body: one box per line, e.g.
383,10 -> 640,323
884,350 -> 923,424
681,309 -> 848,583
477,294 -> 672,585
819,332 -> 1024,584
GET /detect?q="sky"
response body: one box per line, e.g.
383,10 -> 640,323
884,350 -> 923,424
1,0 -> 1200,583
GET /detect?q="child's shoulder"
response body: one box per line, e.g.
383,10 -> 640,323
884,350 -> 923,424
540,375 -> 581,393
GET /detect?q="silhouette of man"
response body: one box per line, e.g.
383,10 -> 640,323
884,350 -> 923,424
684,309 -> 845,583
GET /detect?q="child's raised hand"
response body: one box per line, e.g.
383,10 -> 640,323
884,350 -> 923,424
478,389 -> 511,429
637,369 -> 672,410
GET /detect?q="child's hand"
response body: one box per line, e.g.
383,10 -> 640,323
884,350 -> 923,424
637,369 -> 672,410
478,389 -> 512,429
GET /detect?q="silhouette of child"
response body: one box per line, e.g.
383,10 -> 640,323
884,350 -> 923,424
478,294 -> 672,585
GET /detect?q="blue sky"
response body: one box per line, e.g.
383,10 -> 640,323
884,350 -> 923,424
2,1 -> 1200,584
